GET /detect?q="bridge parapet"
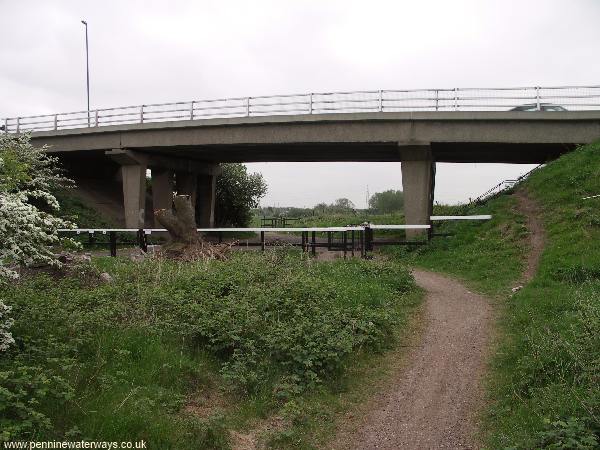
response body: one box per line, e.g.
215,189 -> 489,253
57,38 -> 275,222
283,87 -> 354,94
4,84 -> 600,134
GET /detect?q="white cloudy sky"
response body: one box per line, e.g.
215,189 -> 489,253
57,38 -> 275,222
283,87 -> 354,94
1,0 -> 599,207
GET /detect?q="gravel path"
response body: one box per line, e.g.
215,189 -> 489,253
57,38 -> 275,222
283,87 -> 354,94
331,270 -> 493,449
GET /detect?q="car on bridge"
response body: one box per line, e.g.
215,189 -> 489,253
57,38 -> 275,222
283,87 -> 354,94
510,103 -> 567,111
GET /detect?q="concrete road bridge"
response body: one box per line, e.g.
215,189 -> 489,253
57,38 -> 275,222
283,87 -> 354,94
4,85 -> 600,234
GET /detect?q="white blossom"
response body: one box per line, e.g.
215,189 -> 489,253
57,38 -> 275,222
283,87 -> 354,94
0,301 -> 15,351
0,133 -> 78,351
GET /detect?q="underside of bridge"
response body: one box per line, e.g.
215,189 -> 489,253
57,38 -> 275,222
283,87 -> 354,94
29,111 -> 599,234
58,150 -> 220,229
51,142 -> 568,235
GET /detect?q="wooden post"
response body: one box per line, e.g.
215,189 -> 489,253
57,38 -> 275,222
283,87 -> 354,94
311,231 -> 316,256
360,229 -> 365,258
137,229 -> 148,252
366,226 -> 373,252
109,231 -> 117,257
261,231 -> 265,252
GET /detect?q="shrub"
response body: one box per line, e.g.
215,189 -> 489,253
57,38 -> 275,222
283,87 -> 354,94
0,250 -> 416,441
0,301 -> 14,352
212,163 -> 267,226
0,133 -> 77,354
535,417 -> 598,449
369,189 -> 404,213
0,133 -> 76,282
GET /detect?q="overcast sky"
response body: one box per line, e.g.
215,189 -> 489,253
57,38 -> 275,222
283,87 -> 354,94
2,0 -> 599,207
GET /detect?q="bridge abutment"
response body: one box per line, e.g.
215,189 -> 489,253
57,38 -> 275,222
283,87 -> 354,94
401,147 -> 435,239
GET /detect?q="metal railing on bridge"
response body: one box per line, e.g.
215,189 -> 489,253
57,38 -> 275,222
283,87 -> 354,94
4,85 -> 600,133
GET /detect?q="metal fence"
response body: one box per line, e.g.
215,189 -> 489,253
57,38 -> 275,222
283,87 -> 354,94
4,85 -> 600,133
467,164 -> 544,208
59,217 -> 492,258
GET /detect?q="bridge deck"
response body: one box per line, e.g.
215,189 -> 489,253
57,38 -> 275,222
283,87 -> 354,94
24,110 -> 600,164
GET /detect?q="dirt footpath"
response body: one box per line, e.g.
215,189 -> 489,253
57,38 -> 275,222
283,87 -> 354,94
331,270 -> 493,449
514,189 -> 546,283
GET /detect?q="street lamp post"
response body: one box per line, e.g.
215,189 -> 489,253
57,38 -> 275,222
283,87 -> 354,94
81,20 -> 90,126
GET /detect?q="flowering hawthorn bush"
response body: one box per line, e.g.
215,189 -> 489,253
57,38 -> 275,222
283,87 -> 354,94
0,133 -> 76,351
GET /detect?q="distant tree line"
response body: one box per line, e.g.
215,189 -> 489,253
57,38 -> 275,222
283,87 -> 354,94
368,189 -> 404,213
258,190 -> 404,218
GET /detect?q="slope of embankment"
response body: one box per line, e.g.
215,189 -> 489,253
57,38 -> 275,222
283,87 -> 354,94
394,142 -> 600,449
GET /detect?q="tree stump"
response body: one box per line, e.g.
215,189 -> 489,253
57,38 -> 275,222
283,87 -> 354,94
155,194 -> 233,260
155,195 -> 199,250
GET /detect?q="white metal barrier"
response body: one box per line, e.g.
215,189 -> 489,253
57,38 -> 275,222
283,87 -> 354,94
430,215 -> 492,221
4,85 -> 600,133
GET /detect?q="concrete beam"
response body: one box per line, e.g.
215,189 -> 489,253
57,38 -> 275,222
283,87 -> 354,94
106,149 -> 220,174
106,148 -> 145,166
401,148 -> 435,239
146,154 -> 221,175
196,174 -> 217,227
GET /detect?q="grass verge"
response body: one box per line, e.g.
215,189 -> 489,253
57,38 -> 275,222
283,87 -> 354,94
386,196 -> 528,296
388,142 -> 600,448
485,142 -> 600,449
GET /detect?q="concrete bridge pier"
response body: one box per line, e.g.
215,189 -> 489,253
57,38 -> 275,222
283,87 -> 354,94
176,171 -> 198,207
108,149 -> 220,229
176,170 -> 219,227
401,146 -> 436,239
121,164 -> 148,229
106,149 -> 148,228
196,174 -> 217,227
151,168 -> 174,225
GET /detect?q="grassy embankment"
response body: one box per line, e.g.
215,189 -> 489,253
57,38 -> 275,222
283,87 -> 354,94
1,248 -> 421,448
54,188 -> 115,228
391,142 -> 600,448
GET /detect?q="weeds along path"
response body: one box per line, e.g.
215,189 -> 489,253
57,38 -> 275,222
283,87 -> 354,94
331,270 -> 493,449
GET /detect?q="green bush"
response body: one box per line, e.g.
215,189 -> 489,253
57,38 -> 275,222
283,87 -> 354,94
368,189 -> 404,213
212,163 -> 267,227
0,250 -> 416,443
535,417 -> 598,449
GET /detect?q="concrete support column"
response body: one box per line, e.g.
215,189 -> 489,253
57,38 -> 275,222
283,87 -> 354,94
401,148 -> 435,239
121,163 -> 147,229
196,174 -> 217,227
176,171 -> 198,208
151,169 -> 173,226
